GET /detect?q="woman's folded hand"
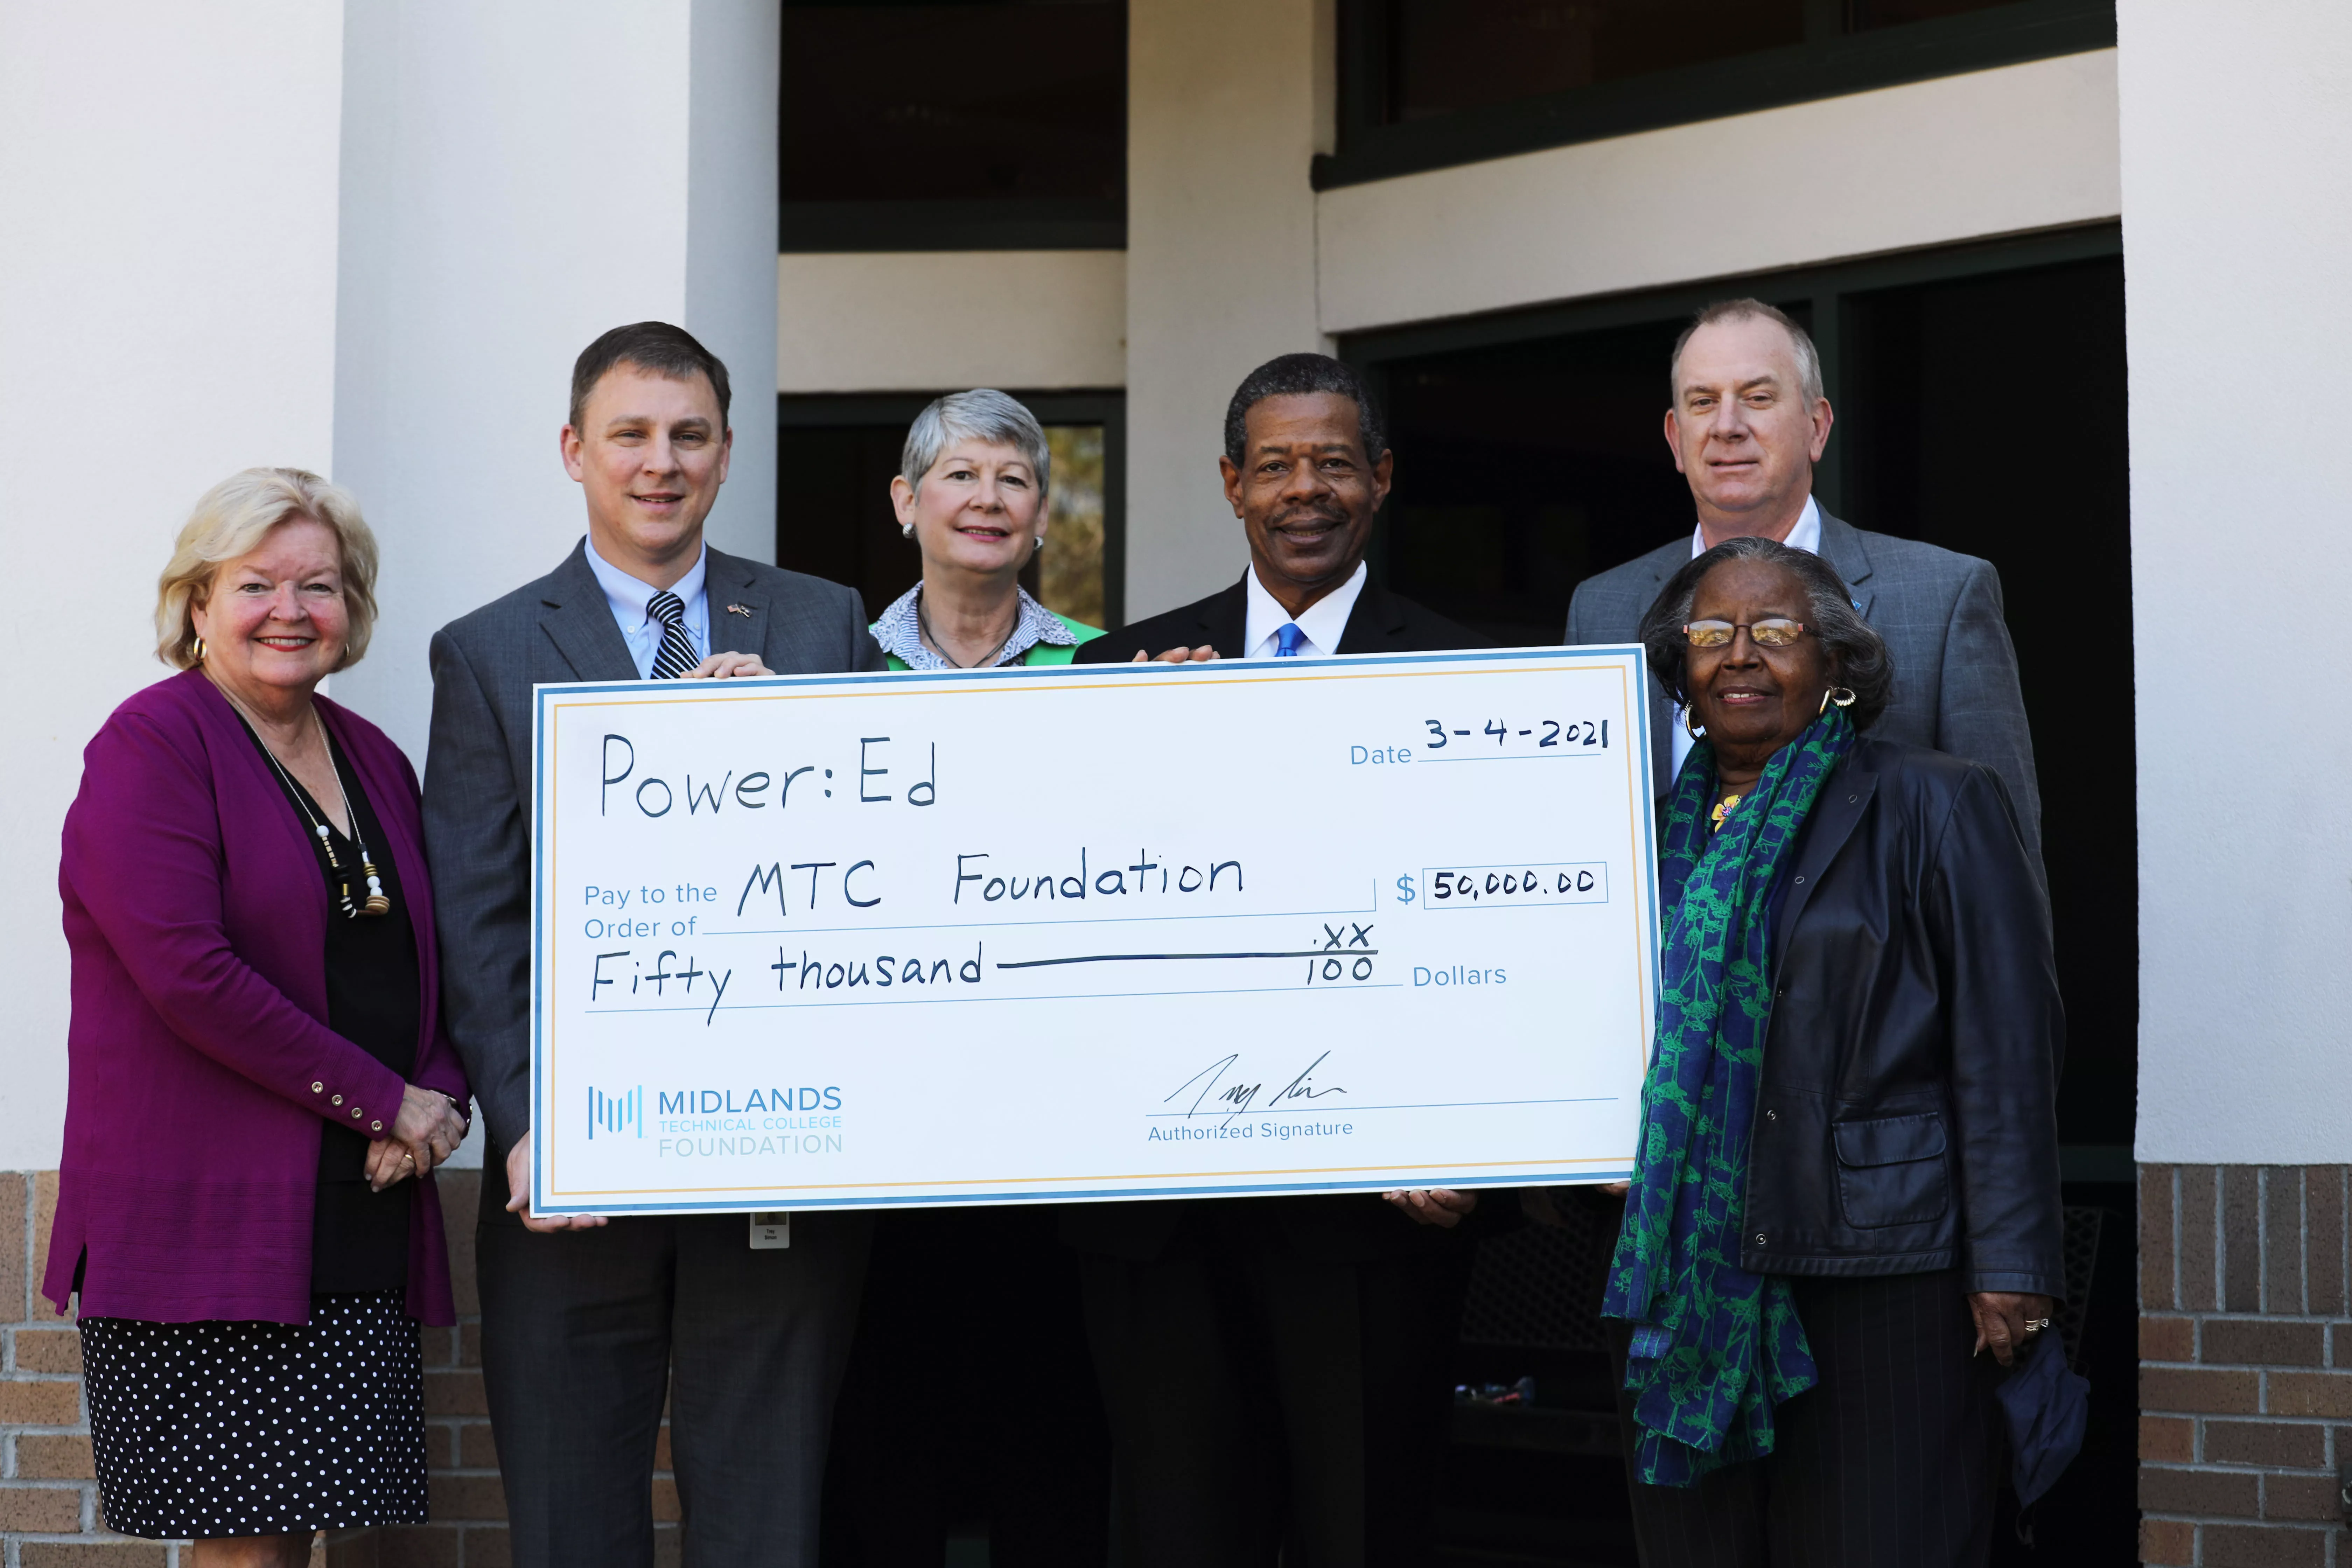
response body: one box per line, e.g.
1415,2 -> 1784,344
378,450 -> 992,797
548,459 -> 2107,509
376,1084 -> 468,1189
364,1138 -> 416,1192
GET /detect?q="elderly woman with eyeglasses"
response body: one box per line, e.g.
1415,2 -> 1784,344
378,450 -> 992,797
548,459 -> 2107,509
1595,535 -> 2062,1566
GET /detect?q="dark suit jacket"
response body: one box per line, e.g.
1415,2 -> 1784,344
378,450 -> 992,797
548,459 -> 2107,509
1068,570 -> 1493,1262
422,540 -> 883,1149
1077,572 -> 1484,665
1563,510 -> 2044,870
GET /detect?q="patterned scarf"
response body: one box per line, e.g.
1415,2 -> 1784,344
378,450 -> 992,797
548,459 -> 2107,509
1602,706 -> 1855,1486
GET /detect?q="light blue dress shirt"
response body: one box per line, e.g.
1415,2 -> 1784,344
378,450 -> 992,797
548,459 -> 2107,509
584,538 -> 709,679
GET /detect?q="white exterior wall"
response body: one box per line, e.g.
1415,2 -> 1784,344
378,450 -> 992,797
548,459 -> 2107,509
331,0 -> 783,762
2123,2 -> 2352,1163
0,2 -> 347,1170
1317,50 -> 2122,334
778,252 -> 1127,393
1122,0 -> 1333,621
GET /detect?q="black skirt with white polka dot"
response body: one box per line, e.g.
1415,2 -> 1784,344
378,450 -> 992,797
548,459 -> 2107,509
79,1292 -> 428,1539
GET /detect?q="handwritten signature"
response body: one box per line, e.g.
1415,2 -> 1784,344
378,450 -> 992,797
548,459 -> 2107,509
1164,1051 -> 1348,1121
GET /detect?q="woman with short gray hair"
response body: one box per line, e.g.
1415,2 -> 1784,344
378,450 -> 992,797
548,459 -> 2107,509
837,393 -> 1124,1555
868,388 -> 1105,668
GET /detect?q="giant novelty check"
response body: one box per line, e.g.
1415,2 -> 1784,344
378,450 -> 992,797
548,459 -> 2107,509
530,647 -> 1658,1214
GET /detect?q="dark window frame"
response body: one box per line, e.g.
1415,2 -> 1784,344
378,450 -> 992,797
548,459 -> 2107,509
1337,216 -> 2129,1182
778,1 -> 1127,253
1317,0 -> 2115,191
1338,219 -> 2122,559
775,389 -> 1127,630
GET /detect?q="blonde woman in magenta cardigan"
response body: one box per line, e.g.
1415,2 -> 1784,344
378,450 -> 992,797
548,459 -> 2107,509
47,469 -> 469,1567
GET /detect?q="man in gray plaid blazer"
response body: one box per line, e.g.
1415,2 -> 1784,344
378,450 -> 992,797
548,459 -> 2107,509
1565,299 -> 2042,869
422,323 -> 882,1568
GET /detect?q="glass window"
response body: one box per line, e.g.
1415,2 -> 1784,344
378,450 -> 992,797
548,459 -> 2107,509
1038,426 -> 1106,629
781,1 -> 1124,247
1386,0 -> 1806,122
1326,0 -> 2111,184
1361,246 -> 2131,1162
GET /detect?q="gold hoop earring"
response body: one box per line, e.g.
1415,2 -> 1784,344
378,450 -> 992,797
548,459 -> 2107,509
1684,708 -> 1705,739
1819,686 -> 1856,714
191,636 -> 207,662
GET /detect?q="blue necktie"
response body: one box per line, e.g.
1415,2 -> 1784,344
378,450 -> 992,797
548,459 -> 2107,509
1275,623 -> 1306,658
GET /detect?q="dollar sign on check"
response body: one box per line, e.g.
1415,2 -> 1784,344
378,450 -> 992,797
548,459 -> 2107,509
1396,874 -> 1416,904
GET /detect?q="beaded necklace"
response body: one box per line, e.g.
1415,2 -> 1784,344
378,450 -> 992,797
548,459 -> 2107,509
238,700 -> 390,920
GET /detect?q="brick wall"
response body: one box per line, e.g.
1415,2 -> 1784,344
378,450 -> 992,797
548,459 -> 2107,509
0,1169 -> 680,1568
2141,1164 -> 2352,1566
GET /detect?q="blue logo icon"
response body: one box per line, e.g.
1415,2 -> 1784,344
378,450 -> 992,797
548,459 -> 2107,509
589,1085 -> 644,1140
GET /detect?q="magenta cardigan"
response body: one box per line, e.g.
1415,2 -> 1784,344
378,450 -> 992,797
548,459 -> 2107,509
44,670 -> 468,1326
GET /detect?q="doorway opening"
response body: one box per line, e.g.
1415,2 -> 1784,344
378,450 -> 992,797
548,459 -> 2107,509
1346,224 -> 2136,1563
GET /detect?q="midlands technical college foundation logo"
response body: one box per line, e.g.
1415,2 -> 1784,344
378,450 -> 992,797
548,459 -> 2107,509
589,1085 -> 645,1139
589,1084 -> 847,1143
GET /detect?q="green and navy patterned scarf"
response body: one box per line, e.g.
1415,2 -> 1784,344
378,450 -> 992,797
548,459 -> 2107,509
1602,706 -> 1855,1486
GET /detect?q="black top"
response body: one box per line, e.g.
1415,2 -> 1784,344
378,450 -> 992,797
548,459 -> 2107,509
1738,735 -> 2064,1298
240,718 -> 419,1294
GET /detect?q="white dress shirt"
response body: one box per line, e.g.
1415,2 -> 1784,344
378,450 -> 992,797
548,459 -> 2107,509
585,537 -> 709,680
1668,498 -> 1822,778
1242,561 -> 1368,659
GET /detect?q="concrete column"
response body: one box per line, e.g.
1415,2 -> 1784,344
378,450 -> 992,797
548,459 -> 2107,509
688,0 -> 783,569
1122,0 -> 1332,622
0,1 -> 346,1167
2122,0 -> 2352,1164
332,0 -> 783,757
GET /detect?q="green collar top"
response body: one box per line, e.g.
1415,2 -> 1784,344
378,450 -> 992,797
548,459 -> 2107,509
869,582 -> 1103,671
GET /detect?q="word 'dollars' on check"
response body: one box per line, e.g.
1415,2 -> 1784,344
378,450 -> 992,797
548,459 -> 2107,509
530,648 -> 1659,1214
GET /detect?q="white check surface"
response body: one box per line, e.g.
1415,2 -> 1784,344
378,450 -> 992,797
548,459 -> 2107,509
531,647 -> 1657,1214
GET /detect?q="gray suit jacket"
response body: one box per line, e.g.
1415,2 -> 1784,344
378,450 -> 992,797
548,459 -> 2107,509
1563,511 -> 2043,869
422,539 -> 884,1148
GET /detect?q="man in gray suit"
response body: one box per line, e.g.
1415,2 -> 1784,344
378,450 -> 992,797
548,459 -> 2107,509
1564,298 -> 2042,864
423,322 -> 883,1567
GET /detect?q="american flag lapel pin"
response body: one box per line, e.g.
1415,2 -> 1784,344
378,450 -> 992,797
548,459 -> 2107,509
725,603 -> 754,617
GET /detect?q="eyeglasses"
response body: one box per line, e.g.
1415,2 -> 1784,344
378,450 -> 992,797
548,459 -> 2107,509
1683,618 -> 1807,650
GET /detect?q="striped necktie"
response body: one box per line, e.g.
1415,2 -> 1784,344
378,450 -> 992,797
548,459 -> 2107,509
648,590 -> 699,680
1275,623 -> 1307,657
